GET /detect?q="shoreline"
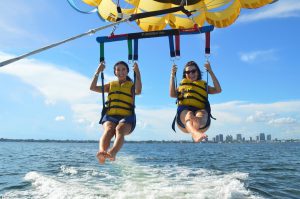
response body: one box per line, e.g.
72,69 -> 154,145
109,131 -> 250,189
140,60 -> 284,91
1,138 -> 299,144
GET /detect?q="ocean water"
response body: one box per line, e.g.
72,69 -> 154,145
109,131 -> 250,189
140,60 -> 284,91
0,142 -> 299,199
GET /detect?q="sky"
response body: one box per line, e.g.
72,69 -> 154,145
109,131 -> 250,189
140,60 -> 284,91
0,0 -> 300,141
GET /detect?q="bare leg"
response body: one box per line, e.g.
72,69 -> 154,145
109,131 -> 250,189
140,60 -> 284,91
107,123 -> 131,161
180,110 -> 208,143
97,122 -> 116,164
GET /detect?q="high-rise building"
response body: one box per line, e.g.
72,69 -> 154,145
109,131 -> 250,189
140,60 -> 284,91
250,137 -> 253,142
236,134 -> 242,142
267,134 -> 271,141
226,135 -> 233,142
219,134 -> 224,142
216,135 -> 220,143
260,133 -> 266,141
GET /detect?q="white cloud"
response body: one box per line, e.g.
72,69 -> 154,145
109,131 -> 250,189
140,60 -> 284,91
246,111 -> 277,123
268,117 -> 297,125
0,52 -> 114,132
239,0 -> 300,23
55,116 -> 65,122
239,49 -> 277,63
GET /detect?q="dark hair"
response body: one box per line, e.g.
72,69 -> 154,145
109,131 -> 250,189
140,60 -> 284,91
182,61 -> 202,80
114,61 -> 133,82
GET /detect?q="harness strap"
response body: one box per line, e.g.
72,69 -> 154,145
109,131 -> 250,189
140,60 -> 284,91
99,71 -> 106,123
175,34 -> 180,57
127,39 -> 133,61
133,39 -> 139,61
168,35 -> 175,58
100,43 -> 105,62
205,32 -> 210,55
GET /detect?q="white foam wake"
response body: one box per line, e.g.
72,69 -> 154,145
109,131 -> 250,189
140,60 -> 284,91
2,157 -> 263,199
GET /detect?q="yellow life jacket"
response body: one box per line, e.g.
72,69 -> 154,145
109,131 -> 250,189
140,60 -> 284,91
106,80 -> 134,116
177,78 -> 208,109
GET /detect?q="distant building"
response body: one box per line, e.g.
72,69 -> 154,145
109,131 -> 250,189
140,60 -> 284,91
236,134 -> 242,142
267,134 -> 271,141
256,136 -> 259,141
216,135 -> 220,143
250,137 -> 253,142
260,133 -> 266,141
213,137 -> 216,142
226,135 -> 233,143
219,134 -> 224,142
242,137 -> 245,142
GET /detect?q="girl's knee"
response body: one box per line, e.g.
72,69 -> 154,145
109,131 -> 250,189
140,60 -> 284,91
104,126 -> 116,136
116,124 -> 131,136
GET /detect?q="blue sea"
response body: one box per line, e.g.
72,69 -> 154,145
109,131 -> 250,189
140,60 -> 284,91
0,142 -> 299,199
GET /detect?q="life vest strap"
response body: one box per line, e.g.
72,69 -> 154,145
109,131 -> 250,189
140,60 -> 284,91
179,90 -> 208,101
108,91 -> 132,98
108,105 -> 133,111
178,96 -> 207,104
106,99 -> 134,108
179,83 -> 207,92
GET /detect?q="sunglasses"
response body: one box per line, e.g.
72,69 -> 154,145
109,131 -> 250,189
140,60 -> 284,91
185,69 -> 197,74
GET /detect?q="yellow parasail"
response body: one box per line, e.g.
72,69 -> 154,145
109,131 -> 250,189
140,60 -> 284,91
82,0 -> 273,31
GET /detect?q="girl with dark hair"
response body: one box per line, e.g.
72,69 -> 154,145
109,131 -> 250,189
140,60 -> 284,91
90,61 -> 142,164
169,61 -> 221,142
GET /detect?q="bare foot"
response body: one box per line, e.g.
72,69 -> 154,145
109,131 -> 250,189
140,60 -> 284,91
96,151 -> 108,164
192,132 -> 208,143
107,151 -> 116,161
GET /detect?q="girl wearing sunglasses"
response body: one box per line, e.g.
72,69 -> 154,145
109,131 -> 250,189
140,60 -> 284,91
169,61 -> 222,142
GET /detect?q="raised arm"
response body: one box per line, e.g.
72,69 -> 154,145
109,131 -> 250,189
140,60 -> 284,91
169,64 -> 177,98
90,62 -> 109,93
205,61 -> 222,94
132,62 -> 142,95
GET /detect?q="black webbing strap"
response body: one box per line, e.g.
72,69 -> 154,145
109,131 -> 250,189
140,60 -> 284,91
129,6 -> 192,21
133,39 -> 138,61
168,35 -> 176,58
116,6 -> 122,21
99,71 -> 107,123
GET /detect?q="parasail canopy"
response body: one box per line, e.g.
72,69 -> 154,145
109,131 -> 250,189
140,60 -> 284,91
81,0 -> 273,30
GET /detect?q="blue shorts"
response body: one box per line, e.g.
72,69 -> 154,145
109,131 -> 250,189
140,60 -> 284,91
100,114 -> 136,133
176,106 -> 199,128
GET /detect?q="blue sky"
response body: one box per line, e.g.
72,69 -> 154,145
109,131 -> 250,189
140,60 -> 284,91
1,0 -> 300,141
